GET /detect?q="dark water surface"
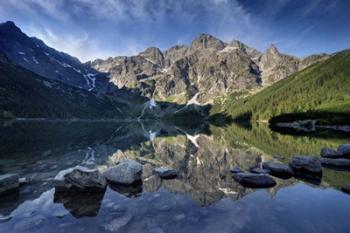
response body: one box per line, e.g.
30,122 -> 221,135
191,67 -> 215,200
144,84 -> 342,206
0,120 -> 349,233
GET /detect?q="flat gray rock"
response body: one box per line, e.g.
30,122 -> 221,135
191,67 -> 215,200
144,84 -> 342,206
103,160 -> 142,185
232,172 -> 276,188
289,156 -> 322,174
0,174 -> 19,194
262,161 -> 293,178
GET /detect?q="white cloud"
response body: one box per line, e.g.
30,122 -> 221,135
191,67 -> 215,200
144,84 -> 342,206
2,0 -> 340,60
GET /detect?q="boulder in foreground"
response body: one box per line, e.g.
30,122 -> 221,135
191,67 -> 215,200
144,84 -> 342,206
103,160 -> 142,185
232,172 -> 276,188
54,166 -> 106,191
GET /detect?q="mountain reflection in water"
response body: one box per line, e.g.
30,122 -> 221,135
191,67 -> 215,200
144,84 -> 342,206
0,120 -> 350,233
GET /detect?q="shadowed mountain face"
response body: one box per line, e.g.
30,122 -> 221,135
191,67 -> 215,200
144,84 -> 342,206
91,33 -> 329,104
0,21 -> 116,93
0,54 -> 218,119
0,53 -> 149,119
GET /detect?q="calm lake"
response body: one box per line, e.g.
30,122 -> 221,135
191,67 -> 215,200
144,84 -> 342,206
0,120 -> 350,233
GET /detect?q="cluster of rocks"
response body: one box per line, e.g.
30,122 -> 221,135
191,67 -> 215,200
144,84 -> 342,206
50,160 -> 178,217
320,144 -> 350,169
232,155 -> 322,188
232,144 -> 350,192
320,144 -> 350,195
53,159 -> 177,194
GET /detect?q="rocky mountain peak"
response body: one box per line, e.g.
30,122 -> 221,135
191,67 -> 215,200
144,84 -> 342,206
90,32 -> 328,104
191,33 -> 226,50
0,21 -> 17,27
0,21 -> 24,37
266,44 -> 280,56
228,40 -> 245,50
140,47 -> 164,65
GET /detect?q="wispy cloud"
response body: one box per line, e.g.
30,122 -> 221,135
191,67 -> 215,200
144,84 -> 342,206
0,0 -> 348,60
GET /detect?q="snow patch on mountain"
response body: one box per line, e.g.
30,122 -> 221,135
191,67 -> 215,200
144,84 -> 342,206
83,73 -> 97,91
32,56 -> 39,64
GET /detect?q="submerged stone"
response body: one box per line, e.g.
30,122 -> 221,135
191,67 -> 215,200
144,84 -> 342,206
232,172 -> 276,188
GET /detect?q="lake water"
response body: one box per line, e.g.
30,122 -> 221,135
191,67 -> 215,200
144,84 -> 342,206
0,120 -> 350,233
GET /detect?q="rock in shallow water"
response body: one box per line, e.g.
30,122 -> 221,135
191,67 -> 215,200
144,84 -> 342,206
232,172 -> 276,188
321,158 -> 350,168
0,174 -> 19,195
289,156 -> 322,174
338,144 -> 350,156
54,166 -> 106,191
320,148 -> 342,158
342,185 -> 350,195
262,161 -> 293,179
103,160 -> 142,185
154,167 -> 177,179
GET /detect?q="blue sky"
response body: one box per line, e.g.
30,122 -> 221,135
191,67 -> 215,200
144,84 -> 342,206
1,0 -> 349,62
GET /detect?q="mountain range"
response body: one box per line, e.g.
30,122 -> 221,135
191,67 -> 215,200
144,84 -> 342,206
91,33 -> 329,104
0,20 -> 348,122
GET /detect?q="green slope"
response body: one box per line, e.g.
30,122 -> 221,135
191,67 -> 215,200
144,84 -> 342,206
0,54 -> 128,119
219,49 -> 350,123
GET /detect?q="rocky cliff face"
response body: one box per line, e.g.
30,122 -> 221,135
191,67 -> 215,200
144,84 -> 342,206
91,34 -> 329,104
